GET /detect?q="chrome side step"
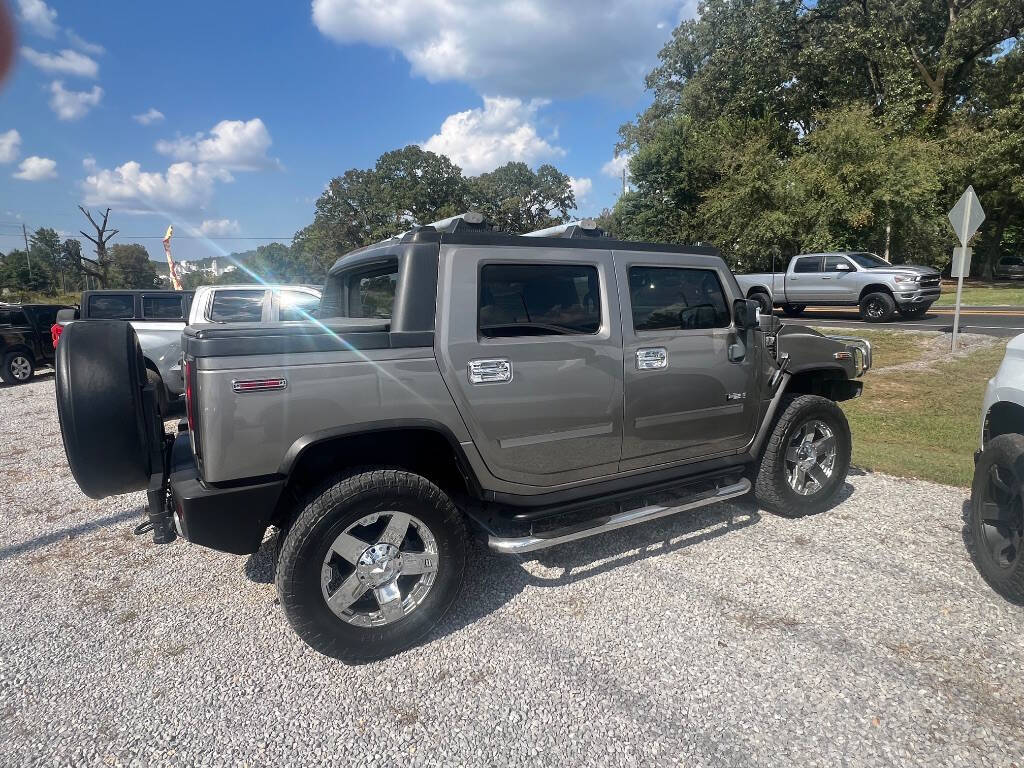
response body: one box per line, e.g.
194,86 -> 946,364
487,478 -> 751,554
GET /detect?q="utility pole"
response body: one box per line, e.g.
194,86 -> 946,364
21,223 -> 32,280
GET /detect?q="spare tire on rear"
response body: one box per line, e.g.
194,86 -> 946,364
55,320 -> 158,499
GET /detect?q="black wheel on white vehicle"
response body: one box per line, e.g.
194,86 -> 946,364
750,291 -> 773,316
781,304 -> 806,317
754,394 -> 851,517
54,320 -> 155,499
1,350 -> 34,384
276,469 -> 466,662
968,434 -> 1024,603
859,291 -> 896,322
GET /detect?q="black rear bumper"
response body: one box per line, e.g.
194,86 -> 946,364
168,432 -> 285,555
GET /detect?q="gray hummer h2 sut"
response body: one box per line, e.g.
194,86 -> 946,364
55,214 -> 871,662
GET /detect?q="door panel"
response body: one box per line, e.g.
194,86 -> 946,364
616,252 -> 761,470
437,245 -> 624,487
821,254 -> 857,301
787,255 -> 826,302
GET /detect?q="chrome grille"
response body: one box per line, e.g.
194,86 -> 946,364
919,275 -> 940,288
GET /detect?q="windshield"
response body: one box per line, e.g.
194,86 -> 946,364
846,252 -> 892,269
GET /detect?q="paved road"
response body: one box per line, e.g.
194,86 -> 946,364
3,378 -> 1024,767
794,305 -> 1024,336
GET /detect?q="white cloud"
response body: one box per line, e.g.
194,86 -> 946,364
0,130 -> 21,163
133,108 -> 165,125
82,155 -> 95,171
81,160 -> 233,213
312,0 -> 691,98
156,118 -> 278,171
13,155 -> 57,181
48,80 -> 103,120
22,47 -> 99,77
16,0 -> 58,37
66,30 -> 105,56
601,153 -> 633,179
569,176 -> 592,205
199,219 -> 241,237
422,97 -> 564,175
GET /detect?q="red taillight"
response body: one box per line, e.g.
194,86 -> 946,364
184,358 -> 196,432
51,323 -> 63,348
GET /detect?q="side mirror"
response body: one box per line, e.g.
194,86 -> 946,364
733,298 -> 758,330
835,262 -> 852,272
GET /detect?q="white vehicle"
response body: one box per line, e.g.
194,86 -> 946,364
188,284 -> 322,325
970,333 -> 1024,602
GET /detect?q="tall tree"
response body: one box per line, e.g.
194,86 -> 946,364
107,244 -> 158,289
467,162 -> 575,233
77,206 -> 118,287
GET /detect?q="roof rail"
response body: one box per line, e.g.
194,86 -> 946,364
523,219 -> 602,239
423,211 -> 487,233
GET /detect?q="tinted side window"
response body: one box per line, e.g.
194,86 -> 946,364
278,290 -> 320,321
629,266 -> 729,331
793,256 -> 822,273
142,295 -> 184,320
353,271 -> 397,319
89,295 -> 134,319
209,290 -> 265,322
479,264 -> 600,338
823,255 -> 851,272
0,309 -> 29,326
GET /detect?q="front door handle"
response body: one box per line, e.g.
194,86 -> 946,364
468,358 -> 512,384
636,347 -> 667,370
821,276 -> 832,280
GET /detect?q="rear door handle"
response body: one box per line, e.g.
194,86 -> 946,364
468,358 -> 512,384
636,347 -> 667,370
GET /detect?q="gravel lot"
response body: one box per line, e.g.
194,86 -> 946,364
2,375 -> 1023,767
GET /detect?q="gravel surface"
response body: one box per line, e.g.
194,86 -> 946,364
2,375 -> 1023,767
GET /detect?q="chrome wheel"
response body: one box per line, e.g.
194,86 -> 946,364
979,464 -> 1024,570
784,419 -> 837,495
10,356 -> 31,381
320,511 -> 438,627
866,299 -> 884,319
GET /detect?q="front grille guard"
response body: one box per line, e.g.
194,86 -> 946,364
827,335 -> 872,377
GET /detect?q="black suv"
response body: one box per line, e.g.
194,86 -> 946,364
0,303 -> 73,384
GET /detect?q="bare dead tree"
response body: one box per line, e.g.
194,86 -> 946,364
77,205 -> 119,287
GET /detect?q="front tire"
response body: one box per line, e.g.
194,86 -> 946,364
859,291 -> 897,322
276,469 -> 467,662
755,394 -> 852,517
1,351 -> 34,384
968,434 -> 1024,603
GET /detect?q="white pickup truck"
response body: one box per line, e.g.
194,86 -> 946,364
735,251 -> 942,322
60,284 -> 321,412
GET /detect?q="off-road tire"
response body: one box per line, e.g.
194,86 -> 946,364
754,394 -> 852,517
781,304 -> 806,317
898,304 -> 930,319
750,291 -> 773,316
967,434 -> 1024,603
859,291 -> 896,323
1,350 -> 34,384
276,469 -> 466,662
147,368 -> 168,416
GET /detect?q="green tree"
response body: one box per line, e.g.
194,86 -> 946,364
108,244 -> 158,289
466,162 -> 575,233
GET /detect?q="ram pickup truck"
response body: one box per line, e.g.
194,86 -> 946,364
55,214 -> 871,662
0,302 -> 73,384
736,251 -> 941,322
60,284 -> 321,411
969,333 -> 1024,602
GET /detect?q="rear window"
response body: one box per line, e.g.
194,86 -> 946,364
88,294 -> 134,319
278,290 -> 320,322
142,295 -> 184,320
209,290 -> 265,323
478,263 -> 601,338
321,264 -> 398,320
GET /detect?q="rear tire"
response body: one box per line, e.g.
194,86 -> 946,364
276,469 -> 466,662
968,434 -> 1024,603
1,351 -> 34,384
859,291 -> 897,323
781,304 -> 806,317
755,394 -> 852,517
750,291 -> 773,316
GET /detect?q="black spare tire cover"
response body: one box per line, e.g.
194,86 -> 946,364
55,320 -> 154,499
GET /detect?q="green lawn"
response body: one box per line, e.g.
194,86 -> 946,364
836,333 -> 1006,487
934,282 -> 1024,307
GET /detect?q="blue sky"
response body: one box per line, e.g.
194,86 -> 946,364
0,0 -> 694,263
